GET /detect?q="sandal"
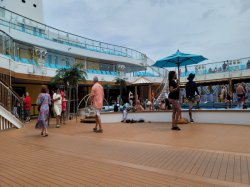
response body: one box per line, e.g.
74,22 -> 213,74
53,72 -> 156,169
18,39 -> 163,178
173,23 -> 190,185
171,126 -> 181,131
96,129 -> 103,133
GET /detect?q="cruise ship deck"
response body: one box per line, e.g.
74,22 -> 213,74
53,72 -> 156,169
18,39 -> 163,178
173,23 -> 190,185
1,119 -> 250,187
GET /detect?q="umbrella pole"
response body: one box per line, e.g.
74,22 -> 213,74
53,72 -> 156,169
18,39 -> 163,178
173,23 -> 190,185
177,65 -> 182,119
178,66 -> 181,83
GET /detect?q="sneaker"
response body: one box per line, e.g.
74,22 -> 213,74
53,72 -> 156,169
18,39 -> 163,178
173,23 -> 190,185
96,129 -> 103,133
190,119 -> 194,123
171,126 -> 181,131
93,128 -> 97,132
56,124 -> 60,128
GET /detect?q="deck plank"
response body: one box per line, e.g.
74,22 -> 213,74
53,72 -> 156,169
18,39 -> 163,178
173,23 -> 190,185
1,120 -> 250,187
234,155 -> 242,183
218,154 -> 229,180
240,156 -> 249,184
225,154 -> 235,182
203,153 -> 219,178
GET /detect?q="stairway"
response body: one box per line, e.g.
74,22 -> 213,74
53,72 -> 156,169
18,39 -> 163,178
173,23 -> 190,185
146,57 -> 163,77
0,105 -> 23,130
0,79 -> 24,130
154,73 -> 169,105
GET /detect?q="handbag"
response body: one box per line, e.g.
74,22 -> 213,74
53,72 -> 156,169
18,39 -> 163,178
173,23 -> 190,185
38,95 -> 45,111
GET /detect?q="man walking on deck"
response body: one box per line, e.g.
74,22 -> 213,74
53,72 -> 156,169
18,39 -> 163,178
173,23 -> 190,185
186,73 -> 200,123
90,76 -> 104,133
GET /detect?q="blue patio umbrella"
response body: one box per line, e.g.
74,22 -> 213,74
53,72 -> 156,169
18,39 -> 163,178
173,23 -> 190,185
153,50 -> 207,77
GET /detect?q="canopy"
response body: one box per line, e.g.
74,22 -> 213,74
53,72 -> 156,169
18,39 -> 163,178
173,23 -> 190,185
132,77 -> 152,85
153,50 -> 207,69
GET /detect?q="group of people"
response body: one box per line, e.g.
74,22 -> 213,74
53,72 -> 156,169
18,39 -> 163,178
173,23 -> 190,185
120,71 -> 199,130
35,87 -> 67,137
120,71 -> 199,129
219,83 -> 248,109
168,71 -> 201,131
33,72 -> 248,136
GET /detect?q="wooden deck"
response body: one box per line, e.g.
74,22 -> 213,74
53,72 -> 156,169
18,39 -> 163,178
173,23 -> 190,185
1,119 -> 250,187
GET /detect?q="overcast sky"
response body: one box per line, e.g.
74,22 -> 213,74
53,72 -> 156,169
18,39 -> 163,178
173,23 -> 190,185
43,0 -> 250,63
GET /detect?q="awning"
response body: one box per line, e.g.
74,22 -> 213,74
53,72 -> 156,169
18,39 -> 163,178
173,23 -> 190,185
132,77 -> 152,85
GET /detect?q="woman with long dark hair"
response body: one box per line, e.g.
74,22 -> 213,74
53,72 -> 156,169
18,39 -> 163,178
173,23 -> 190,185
168,71 -> 181,130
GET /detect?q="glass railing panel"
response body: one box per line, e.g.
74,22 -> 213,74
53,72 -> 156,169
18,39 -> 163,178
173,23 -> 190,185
178,57 -> 250,78
5,7 -> 250,69
0,7 -> 147,62
241,58 -> 250,70
1,8 -> 11,21
206,61 -> 224,74
227,59 -> 239,72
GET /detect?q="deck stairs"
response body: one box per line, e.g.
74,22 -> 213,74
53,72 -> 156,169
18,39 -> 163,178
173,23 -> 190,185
0,79 -> 24,130
154,73 -> 169,105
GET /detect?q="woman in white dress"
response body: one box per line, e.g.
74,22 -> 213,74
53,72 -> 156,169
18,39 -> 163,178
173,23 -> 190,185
53,89 -> 62,128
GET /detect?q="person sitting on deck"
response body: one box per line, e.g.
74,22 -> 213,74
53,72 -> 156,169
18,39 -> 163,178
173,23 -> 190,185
134,100 -> 144,112
225,90 -> 233,109
219,85 -> 227,103
159,100 -> 166,110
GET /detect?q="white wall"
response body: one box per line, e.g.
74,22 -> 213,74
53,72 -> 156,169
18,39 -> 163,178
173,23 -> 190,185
0,0 -> 44,23
100,111 -> 250,125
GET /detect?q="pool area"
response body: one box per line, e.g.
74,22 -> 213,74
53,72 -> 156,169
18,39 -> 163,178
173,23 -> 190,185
78,107 -> 250,125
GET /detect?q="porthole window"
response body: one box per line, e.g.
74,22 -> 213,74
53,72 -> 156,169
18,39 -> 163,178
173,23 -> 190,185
22,0 -> 26,3
33,4 -> 37,7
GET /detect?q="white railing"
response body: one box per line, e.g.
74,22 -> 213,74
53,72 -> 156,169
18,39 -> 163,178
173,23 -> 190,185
176,57 -> 250,80
0,7 -> 146,62
0,80 -> 24,130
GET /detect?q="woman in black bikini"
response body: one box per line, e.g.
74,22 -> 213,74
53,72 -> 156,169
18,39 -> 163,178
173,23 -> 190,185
168,71 -> 181,130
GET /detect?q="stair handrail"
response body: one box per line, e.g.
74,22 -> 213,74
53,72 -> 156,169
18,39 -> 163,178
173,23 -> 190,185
154,73 -> 169,104
144,57 -> 163,77
78,93 -> 110,111
0,79 -> 24,121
